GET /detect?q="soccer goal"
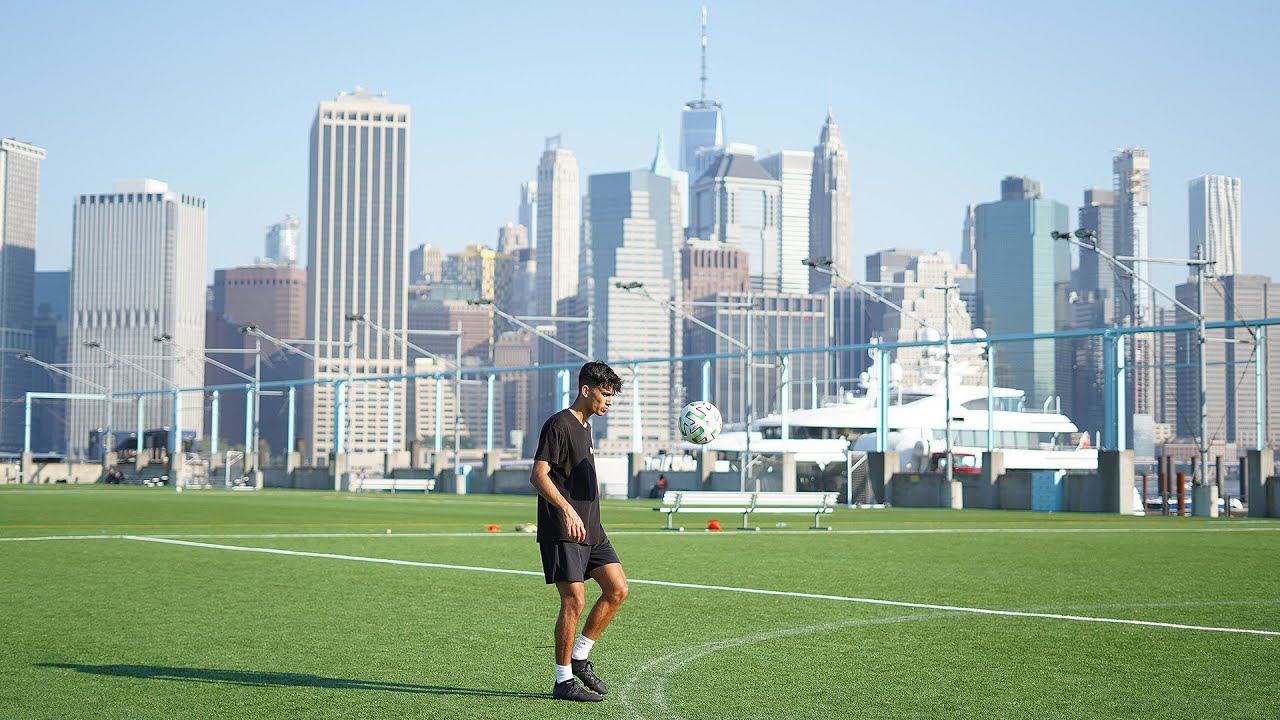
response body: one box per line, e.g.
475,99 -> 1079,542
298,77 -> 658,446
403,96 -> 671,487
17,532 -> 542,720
224,451 -> 250,488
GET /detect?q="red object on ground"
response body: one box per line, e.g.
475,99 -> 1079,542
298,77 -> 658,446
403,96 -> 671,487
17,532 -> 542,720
707,519 -> 722,531
486,524 -> 500,532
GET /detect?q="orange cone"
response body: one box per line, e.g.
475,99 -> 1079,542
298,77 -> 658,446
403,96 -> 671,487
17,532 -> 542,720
707,519 -> 722,531
485,524 -> 500,532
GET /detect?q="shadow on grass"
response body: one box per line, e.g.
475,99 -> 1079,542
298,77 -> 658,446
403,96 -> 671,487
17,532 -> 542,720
36,663 -> 547,699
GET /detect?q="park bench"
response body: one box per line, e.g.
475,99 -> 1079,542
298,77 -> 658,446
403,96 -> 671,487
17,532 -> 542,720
656,491 -> 838,531
353,476 -> 436,494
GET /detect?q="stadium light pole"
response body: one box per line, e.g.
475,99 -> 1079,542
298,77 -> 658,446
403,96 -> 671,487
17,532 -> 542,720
1055,228 -> 1217,514
616,280 -> 758,492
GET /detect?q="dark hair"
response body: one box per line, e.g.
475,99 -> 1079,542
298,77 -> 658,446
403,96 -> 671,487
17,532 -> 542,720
579,361 -> 623,393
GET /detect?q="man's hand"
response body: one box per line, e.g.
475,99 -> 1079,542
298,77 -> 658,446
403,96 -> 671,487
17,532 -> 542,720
563,506 -> 587,543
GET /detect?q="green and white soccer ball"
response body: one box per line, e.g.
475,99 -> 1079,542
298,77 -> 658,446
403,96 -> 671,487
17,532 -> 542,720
679,400 -> 723,445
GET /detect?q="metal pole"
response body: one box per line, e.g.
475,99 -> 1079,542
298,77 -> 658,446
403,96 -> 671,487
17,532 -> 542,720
171,389 -> 181,455
453,322 -> 462,482
244,385 -> 253,456
136,395 -> 145,457
877,345 -> 890,453
485,374 -> 495,453
943,287 -> 953,484
433,376 -> 443,453
781,355 -> 791,444
1196,256 -> 1209,486
586,303 -> 594,360
104,359 -> 114,462
210,391 -> 219,455
333,379 -> 345,455
631,364 -> 641,454
1103,331 -> 1115,450
559,369 -> 570,410
253,337 -> 261,471
701,360 -> 710,400
741,298 -> 753,492
286,385 -> 296,457
23,392 -> 32,454
387,380 -> 396,454
1257,327 -> 1267,451
986,342 -> 995,454
826,282 -> 834,405
1116,334 -> 1127,452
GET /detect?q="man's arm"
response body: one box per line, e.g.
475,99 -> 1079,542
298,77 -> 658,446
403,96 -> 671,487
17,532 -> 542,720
530,460 -> 586,542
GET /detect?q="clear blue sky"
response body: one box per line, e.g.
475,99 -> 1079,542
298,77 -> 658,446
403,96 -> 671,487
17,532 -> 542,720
4,0 -> 1277,295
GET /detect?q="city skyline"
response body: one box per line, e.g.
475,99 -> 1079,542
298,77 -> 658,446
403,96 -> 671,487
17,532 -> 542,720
2,2 -> 1276,299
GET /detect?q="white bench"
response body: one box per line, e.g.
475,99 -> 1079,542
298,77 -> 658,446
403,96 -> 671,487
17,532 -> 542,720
353,476 -> 436,494
656,491 -> 839,531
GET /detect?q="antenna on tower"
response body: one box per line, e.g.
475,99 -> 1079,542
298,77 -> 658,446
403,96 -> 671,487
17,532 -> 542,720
699,5 -> 709,102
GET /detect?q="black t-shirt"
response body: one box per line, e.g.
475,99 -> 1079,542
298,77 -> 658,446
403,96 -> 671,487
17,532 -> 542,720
534,409 -> 604,545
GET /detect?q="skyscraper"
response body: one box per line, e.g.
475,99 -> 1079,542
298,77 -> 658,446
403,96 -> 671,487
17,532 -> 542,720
305,88 -> 410,461
585,167 -> 678,453
535,137 -> 580,317
1114,147 -> 1154,423
689,150 -> 783,292
1072,188 -> 1119,326
960,204 -> 977,272
974,176 -> 1070,407
518,180 -> 537,250
807,110 -> 853,292
67,180 -> 207,456
0,138 -> 45,451
759,150 -> 813,294
679,6 -> 725,175
264,214 -> 300,265
1188,175 -> 1242,276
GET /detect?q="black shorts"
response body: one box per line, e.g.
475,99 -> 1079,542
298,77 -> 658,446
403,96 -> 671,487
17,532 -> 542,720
539,537 -> 620,584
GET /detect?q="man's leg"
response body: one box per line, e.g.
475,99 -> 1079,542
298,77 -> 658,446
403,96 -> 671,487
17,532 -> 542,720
581,562 -> 629,640
554,580 -> 586,666
567,562 -> 628,695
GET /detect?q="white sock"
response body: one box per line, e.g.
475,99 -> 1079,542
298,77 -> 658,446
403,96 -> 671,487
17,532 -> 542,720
555,664 -> 573,683
571,634 -> 596,661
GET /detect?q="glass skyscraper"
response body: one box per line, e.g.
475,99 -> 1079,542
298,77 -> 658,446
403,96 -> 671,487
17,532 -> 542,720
974,177 -> 1070,408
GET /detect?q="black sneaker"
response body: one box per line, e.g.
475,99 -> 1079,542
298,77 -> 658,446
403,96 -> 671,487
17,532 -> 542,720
572,659 -> 608,695
552,678 -> 602,702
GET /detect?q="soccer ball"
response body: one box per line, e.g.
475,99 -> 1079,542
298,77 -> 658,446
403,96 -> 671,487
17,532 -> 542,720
679,400 -> 723,445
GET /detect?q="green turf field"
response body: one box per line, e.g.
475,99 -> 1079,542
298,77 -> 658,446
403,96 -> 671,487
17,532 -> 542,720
2,485 -> 1277,719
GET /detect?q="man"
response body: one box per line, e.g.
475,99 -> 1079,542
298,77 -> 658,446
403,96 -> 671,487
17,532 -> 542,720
530,361 -> 630,702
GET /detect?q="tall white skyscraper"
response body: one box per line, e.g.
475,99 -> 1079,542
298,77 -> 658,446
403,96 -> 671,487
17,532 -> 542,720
264,214 -> 300,265
0,138 -> 46,450
1188,175 -> 1242,276
760,150 -> 813,294
67,179 -> 207,456
1114,148 -> 1152,322
305,88 -> 410,460
535,137 -> 580,317
807,110 -> 853,292
1114,148 -> 1154,423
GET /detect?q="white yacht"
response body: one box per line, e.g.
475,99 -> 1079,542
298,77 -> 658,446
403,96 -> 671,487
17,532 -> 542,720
680,351 -> 1097,474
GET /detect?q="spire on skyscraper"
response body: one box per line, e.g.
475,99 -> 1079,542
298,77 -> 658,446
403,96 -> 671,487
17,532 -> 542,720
650,133 -> 675,178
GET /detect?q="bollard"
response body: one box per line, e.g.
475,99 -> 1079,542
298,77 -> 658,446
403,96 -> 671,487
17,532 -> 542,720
1215,456 -> 1224,501
1141,473 -> 1148,510
1176,472 -> 1186,516
1164,456 -> 1174,515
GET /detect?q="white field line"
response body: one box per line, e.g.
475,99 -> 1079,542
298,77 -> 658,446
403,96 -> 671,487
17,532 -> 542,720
4,524 -> 1280,542
123,535 -> 1280,638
